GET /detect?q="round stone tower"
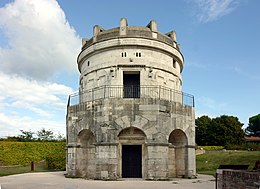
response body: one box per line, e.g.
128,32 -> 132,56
66,18 -> 196,180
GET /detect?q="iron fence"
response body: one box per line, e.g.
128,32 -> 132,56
68,85 -> 194,107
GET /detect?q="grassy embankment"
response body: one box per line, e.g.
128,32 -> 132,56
196,151 -> 260,176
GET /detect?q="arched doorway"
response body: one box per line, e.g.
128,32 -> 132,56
76,129 -> 96,178
118,127 -> 146,178
168,129 -> 188,177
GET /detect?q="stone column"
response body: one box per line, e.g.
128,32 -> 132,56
95,143 -> 118,180
66,144 -> 77,177
146,144 -> 169,180
186,145 -> 196,178
168,145 -> 176,177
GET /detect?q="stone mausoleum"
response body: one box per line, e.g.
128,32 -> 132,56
66,18 -> 196,180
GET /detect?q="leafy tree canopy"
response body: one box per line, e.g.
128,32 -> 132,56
19,130 -> 35,141
195,115 -> 244,146
195,115 -> 212,146
246,114 -> 260,136
0,128 -> 65,142
37,128 -> 54,141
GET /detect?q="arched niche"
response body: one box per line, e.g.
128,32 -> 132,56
118,126 -> 146,141
76,129 -> 96,178
168,129 -> 188,146
168,129 -> 188,178
77,129 -> 96,147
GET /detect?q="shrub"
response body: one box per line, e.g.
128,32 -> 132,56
45,153 -> 66,170
0,141 -> 66,166
225,143 -> 260,151
197,146 -> 224,151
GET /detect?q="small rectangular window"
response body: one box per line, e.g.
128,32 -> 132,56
122,52 -> 127,57
172,59 -> 176,68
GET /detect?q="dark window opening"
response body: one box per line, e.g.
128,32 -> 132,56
88,61 -> 90,66
123,72 -> 140,98
136,52 -> 141,57
173,59 -> 176,68
122,52 -> 127,57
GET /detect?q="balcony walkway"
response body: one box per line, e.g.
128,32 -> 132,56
68,85 -> 194,107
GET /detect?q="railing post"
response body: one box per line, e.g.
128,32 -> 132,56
170,89 -> 172,102
104,85 -> 106,99
159,86 -> 161,99
31,161 -> 35,171
182,92 -> 184,105
92,88 -> 94,101
67,96 -> 71,107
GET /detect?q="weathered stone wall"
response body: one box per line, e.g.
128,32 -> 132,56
66,98 -> 196,179
79,43 -> 183,93
217,170 -> 260,189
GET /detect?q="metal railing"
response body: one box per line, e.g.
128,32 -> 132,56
68,85 -> 194,107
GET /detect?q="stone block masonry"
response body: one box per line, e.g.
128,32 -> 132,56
66,18 -> 196,180
217,170 -> 260,189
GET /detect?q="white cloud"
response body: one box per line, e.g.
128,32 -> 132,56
0,112 -> 65,137
0,0 -> 81,80
192,0 -> 239,23
0,72 -> 74,137
196,96 -> 228,112
0,0 -> 80,137
195,110 -> 217,119
0,72 -> 73,116
186,61 -> 209,69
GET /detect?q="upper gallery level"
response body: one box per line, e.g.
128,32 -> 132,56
77,18 -> 184,74
77,18 -> 186,94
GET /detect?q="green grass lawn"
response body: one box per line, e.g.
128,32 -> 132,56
196,151 -> 260,176
0,161 -> 48,176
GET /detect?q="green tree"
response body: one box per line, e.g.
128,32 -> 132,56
195,115 -> 244,146
211,115 -> 244,146
195,115 -> 212,145
37,128 -> 54,141
19,130 -> 35,141
246,114 -> 260,136
55,133 -> 66,142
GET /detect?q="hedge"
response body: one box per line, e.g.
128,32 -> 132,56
0,141 -> 66,166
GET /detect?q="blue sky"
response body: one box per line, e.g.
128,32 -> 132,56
0,0 -> 259,137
